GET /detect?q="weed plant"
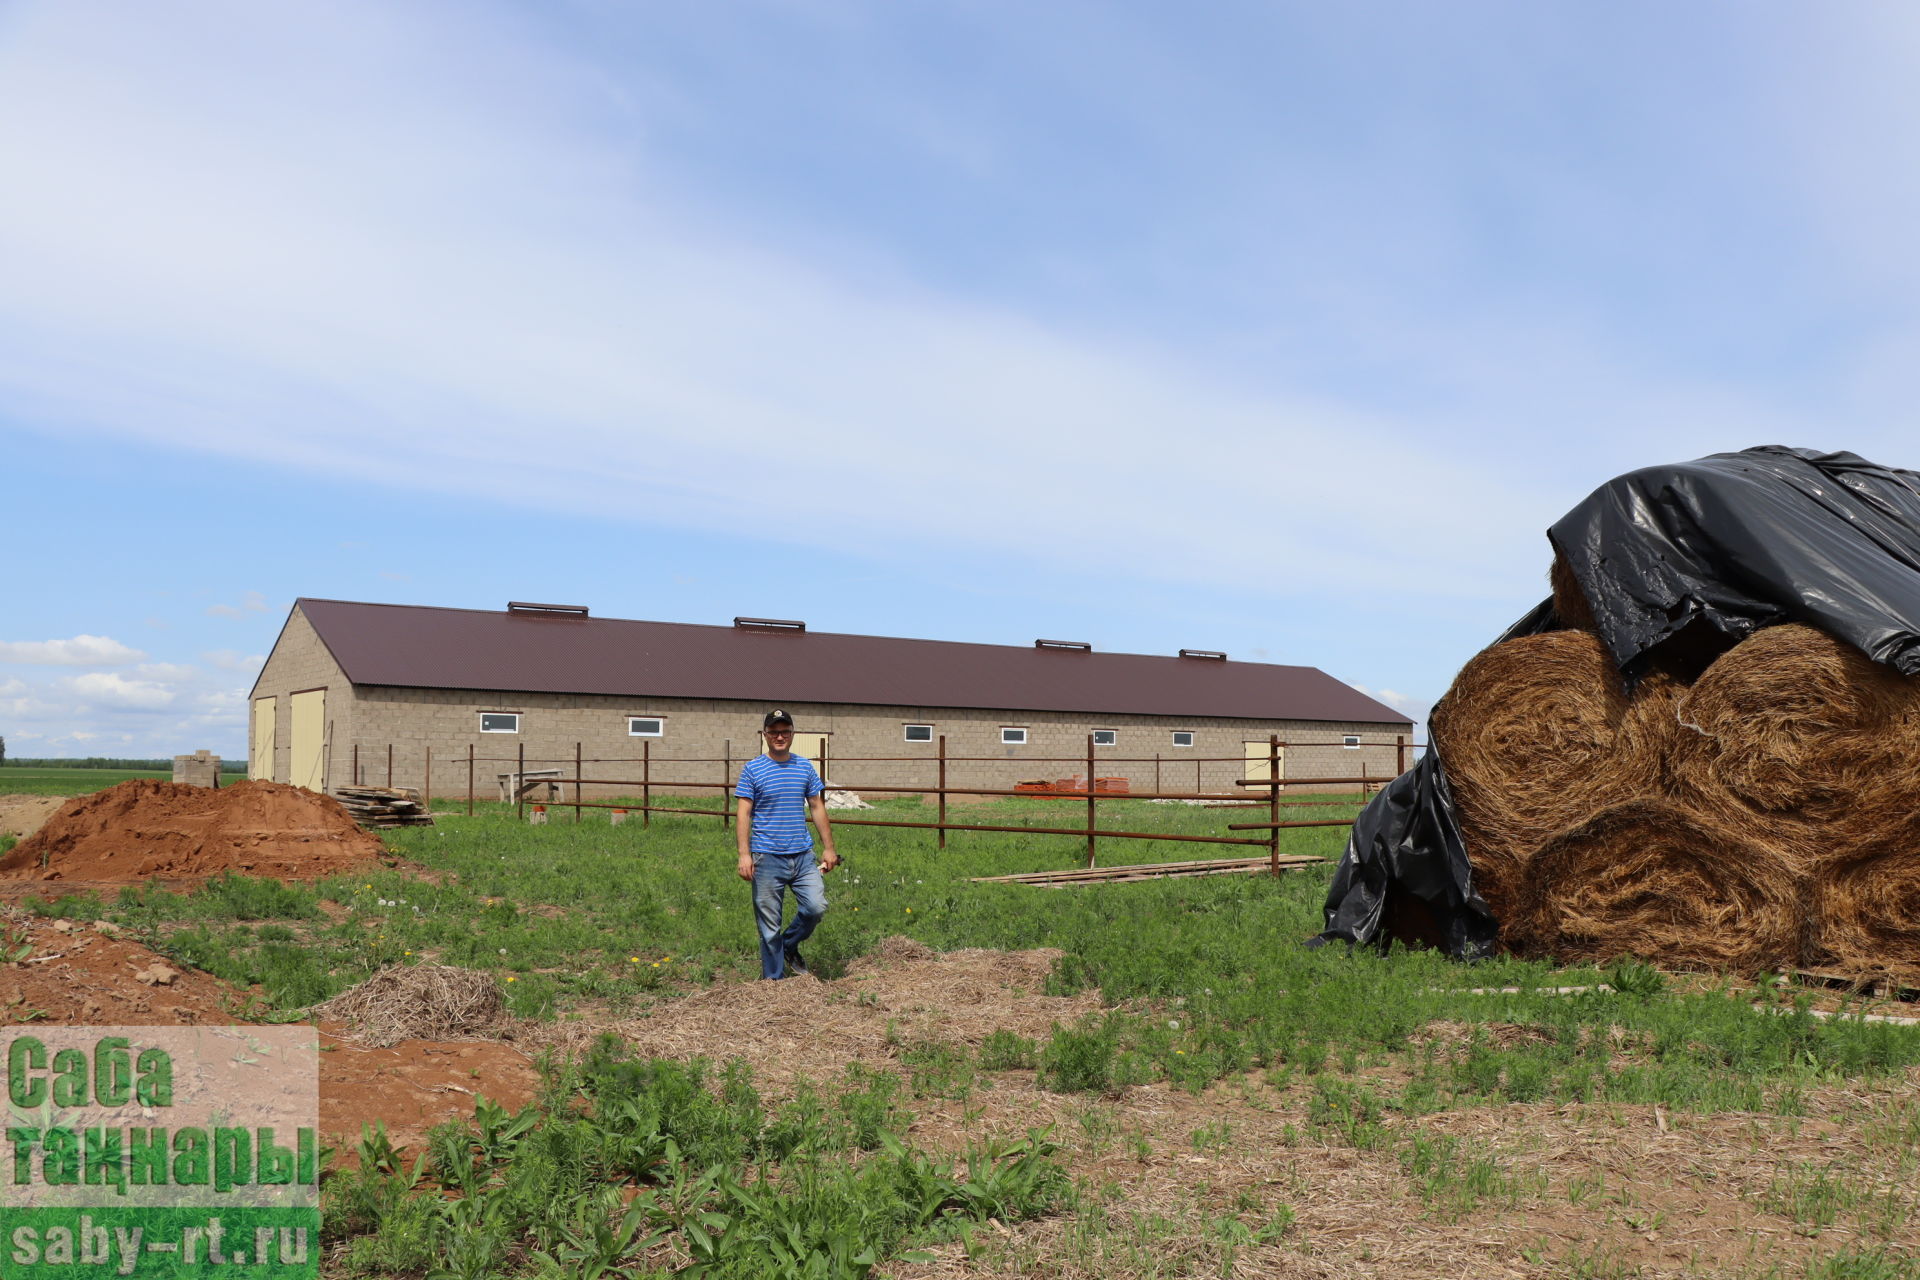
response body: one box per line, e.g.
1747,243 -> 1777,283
326,1037 -> 1070,1279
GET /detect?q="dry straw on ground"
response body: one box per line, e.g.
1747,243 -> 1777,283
1515,799 -> 1806,972
1429,630 -> 1642,922
314,964 -> 508,1047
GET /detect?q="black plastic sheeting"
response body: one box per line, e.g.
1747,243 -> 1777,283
1317,446 -> 1920,959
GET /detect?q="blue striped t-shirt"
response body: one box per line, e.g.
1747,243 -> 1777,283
735,753 -> 824,854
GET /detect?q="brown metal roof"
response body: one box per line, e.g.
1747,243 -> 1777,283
292,598 -> 1411,725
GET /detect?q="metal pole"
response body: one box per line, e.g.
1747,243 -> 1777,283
937,734 -> 947,851
517,741 -> 526,822
1269,733 -> 1280,876
722,740 -> 731,832
1396,734 -> 1406,775
424,747 -> 431,809
1086,732 -> 1097,868
1155,752 -> 1161,795
575,742 -> 583,823
643,740 -> 651,828
467,743 -> 474,817
352,744 -> 359,787
386,743 -> 393,788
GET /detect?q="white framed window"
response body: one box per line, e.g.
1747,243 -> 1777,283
1171,731 -> 1194,748
480,712 -> 520,734
1001,727 -> 1028,745
1092,729 -> 1117,747
1343,735 -> 1362,749
903,724 -> 933,743
629,717 -> 665,737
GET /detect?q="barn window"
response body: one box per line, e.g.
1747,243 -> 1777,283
629,717 -> 665,737
1171,731 -> 1194,748
904,724 -> 933,742
1001,727 -> 1028,745
1343,735 -> 1362,749
480,712 -> 520,734
1092,729 -> 1117,747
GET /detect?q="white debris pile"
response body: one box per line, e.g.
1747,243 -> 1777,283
822,784 -> 873,810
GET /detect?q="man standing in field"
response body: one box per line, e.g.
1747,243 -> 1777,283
735,709 -> 839,980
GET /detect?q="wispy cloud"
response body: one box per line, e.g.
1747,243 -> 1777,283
0,634 -> 145,666
205,590 -> 270,619
61,672 -> 177,710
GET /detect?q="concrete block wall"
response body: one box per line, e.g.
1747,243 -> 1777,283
338,685 -> 1412,801
172,750 -> 221,788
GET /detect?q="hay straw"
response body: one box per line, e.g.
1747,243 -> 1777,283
1515,800 -> 1806,973
1670,625 -> 1917,825
314,964 -> 507,1047
1809,810 -> 1920,982
1430,630 -> 1646,924
1550,552 -> 1598,633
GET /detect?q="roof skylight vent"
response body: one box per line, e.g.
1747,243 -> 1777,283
735,617 -> 806,632
1179,648 -> 1227,660
1035,639 -> 1092,651
508,602 -> 590,617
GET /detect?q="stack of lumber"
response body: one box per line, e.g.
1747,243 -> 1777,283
1436,590 -> 1920,982
330,786 -> 435,830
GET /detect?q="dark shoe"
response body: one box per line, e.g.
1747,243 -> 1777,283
784,948 -> 808,975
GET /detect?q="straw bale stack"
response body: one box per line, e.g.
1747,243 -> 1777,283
1429,630 -> 1640,922
1434,612 -> 1920,976
1514,800 -> 1806,971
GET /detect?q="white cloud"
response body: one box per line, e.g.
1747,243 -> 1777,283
0,678 -> 24,697
205,590 -> 270,619
62,672 -> 177,710
201,650 -> 265,673
0,634 -> 145,666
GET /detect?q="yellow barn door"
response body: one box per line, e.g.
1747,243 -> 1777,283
1242,740 -> 1285,791
792,733 -> 831,780
290,689 -> 327,792
250,698 -> 276,780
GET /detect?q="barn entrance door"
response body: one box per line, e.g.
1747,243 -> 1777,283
290,689 -> 327,792
1241,740 -> 1285,792
792,732 -> 831,781
250,697 -> 276,780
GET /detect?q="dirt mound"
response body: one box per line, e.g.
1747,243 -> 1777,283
0,779 -> 386,881
538,939 -> 1098,1091
0,908 -> 538,1154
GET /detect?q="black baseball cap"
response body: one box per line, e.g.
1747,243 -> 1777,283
763,709 -> 794,728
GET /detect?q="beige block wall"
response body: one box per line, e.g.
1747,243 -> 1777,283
248,606 -> 354,788
338,685 -> 1413,800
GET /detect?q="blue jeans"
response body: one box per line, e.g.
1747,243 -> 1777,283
752,851 -> 826,980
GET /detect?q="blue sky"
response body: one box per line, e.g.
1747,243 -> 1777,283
4,1 -> 1920,758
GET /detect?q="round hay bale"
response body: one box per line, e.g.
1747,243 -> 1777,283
1514,799 -> 1805,973
313,964 -> 507,1047
1431,630 -> 1645,923
1809,816 -> 1920,983
1550,552 -> 1598,633
1670,625 -> 1917,824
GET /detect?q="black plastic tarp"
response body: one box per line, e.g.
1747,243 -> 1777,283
1318,446 -> 1920,958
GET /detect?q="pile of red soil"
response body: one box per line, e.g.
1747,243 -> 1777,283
0,779 -> 386,882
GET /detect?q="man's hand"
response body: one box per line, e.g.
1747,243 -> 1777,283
820,849 -> 840,874
737,852 -> 755,882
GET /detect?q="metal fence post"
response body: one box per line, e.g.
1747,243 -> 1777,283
937,734 -> 947,851
1269,733 -> 1280,876
1085,733 -> 1097,868
1396,734 -> 1407,775
643,740 -> 651,828
467,743 -> 474,817
352,744 -> 359,787
517,742 -> 526,822
386,743 -> 393,788
575,742 -> 583,823
424,747 -> 431,809
722,741 -> 731,832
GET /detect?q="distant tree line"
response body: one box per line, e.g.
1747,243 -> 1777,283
0,755 -> 247,773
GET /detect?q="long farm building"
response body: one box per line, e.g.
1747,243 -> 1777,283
249,599 -> 1413,799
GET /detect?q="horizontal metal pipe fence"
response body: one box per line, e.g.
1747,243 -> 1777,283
343,734 -> 1406,874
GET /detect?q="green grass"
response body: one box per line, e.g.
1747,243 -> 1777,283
0,766 -> 169,795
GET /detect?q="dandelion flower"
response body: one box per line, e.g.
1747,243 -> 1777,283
628,956 -> 639,963
506,976 -> 517,983
905,907 -> 912,913
404,950 -> 413,956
